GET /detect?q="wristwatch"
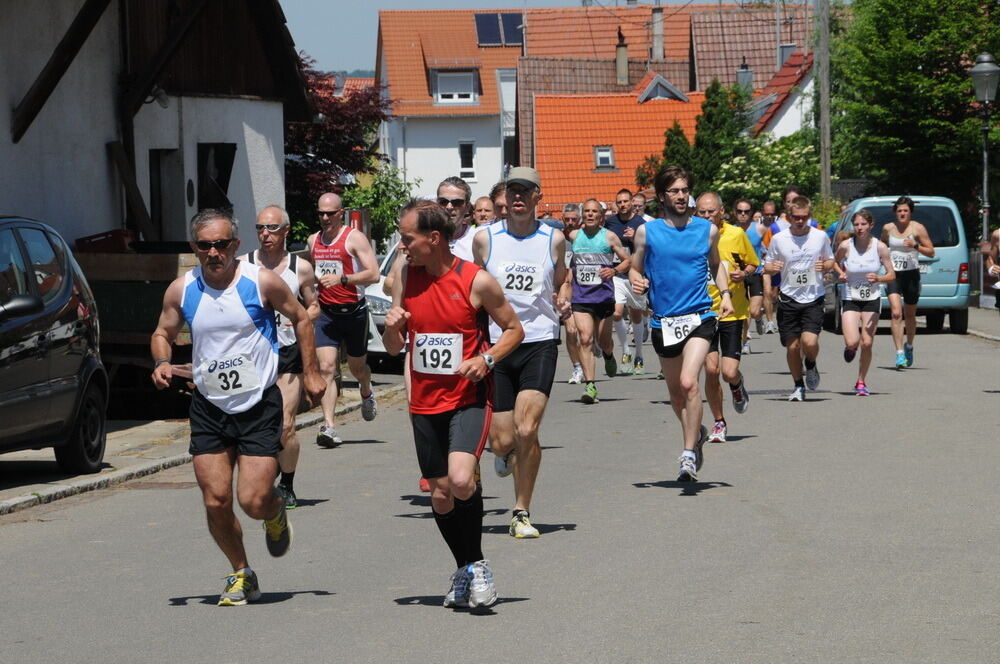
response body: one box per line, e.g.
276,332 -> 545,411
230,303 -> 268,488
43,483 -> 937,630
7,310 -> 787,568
340,274 -> 349,286
480,353 -> 495,371
720,289 -> 732,297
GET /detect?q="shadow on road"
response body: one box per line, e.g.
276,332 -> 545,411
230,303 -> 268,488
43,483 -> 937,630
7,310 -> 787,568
168,589 -> 335,606
394,595 -> 529,610
316,439 -> 388,447
0,460 -> 112,492
633,480 -> 732,496
290,498 -> 330,508
483,522 -> 576,535
395,508 -> 508,520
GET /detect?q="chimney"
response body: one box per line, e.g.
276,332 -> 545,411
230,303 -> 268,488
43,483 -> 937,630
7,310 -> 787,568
778,43 -> 796,67
651,7 -> 664,61
737,56 -> 753,91
616,26 -> 628,85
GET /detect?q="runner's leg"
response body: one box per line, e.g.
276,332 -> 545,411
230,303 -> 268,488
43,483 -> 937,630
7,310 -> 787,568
317,345 -> 340,427
194,449 -> 246,570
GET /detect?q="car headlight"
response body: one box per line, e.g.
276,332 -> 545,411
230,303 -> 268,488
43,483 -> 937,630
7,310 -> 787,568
367,295 -> 391,316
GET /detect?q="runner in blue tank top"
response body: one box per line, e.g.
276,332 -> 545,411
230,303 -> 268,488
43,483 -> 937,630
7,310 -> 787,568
628,166 -> 733,482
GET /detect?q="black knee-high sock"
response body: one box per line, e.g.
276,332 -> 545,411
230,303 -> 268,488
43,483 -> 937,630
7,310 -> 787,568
454,487 -> 484,565
280,471 -> 295,489
433,508 -> 465,569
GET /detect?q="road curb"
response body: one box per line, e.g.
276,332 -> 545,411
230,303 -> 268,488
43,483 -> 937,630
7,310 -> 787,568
968,329 -> 1000,342
0,383 -> 406,517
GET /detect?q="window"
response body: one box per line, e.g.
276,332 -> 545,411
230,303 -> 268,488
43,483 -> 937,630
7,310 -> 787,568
19,228 -> 64,304
0,229 -> 29,305
594,146 -> 615,170
197,143 -> 237,211
459,142 -> 476,181
436,71 -> 476,104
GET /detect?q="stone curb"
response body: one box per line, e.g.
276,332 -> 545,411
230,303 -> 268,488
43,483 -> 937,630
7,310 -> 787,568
0,383 -> 406,517
968,329 -> 1000,342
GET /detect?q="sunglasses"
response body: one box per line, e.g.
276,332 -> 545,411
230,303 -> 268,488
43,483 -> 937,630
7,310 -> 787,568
437,198 -> 467,208
255,223 -> 287,233
194,238 -> 235,251
665,187 -> 691,195
735,209 -> 753,214
317,209 -> 342,217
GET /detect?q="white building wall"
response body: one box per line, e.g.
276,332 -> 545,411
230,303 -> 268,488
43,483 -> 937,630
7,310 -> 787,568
0,0 -> 122,242
767,75 -> 814,139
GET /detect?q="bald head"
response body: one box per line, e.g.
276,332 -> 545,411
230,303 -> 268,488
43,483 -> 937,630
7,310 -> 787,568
696,192 -> 723,226
257,205 -> 288,226
318,192 -> 342,210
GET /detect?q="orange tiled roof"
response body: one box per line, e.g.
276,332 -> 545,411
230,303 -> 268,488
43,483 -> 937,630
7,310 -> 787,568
341,77 -> 374,96
376,9 -> 521,117
532,92 -> 705,207
753,51 -> 814,135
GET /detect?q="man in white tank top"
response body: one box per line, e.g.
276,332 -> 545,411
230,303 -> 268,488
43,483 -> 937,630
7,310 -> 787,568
151,209 -> 325,606
472,167 -> 569,539
239,206 -> 318,510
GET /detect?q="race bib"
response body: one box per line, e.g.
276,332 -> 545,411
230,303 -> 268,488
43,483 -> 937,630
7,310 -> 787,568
890,251 -> 916,272
200,353 -> 261,396
576,264 -> 601,285
412,333 -> 462,375
788,267 -> 818,287
315,259 -> 343,279
848,280 -> 878,301
499,262 -> 543,296
658,312 -> 702,347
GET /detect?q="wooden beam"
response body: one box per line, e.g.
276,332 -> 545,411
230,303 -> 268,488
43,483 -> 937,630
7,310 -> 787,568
122,0 -> 211,117
11,0 -> 112,143
107,141 -> 159,241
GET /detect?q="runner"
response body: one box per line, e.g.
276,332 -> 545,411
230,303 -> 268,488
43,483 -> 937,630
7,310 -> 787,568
880,196 -> 935,368
473,166 -> 568,539
834,209 -> 895,395
629,166 -> 733,481
239,206 -> 318,509
565,198 -> 631,403
151,208 -> 324,606
631,192 -> 656,222
986,228 -> 1000,314
382,199 -> 524,610
472,196 -> 494,226
560,203 -> 585,384
759,200 -> 780,333
605,188 -> 649,375
763,195 -> 834,402
696,193 -> 757,443
731,199 -> 767,345
309,193 -> 380,447
489,181 -> 509,223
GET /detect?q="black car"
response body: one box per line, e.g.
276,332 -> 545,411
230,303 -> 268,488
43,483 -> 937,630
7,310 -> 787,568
0,217 -> 108,472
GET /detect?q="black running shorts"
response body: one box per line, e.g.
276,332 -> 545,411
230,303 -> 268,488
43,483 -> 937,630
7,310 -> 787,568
841,299 -> 881,315
777,295 -> 825,346
315,302 -> 369,357
651,316 -> 717,359
410,400 -> 491,480
189,384 -> 283,457
277,343 -> 303,374
746,272 -> 764,298
709,319 -> 744,359
572,301 -> 615,320
493,339 -> 558,412
885,269 -> 920,306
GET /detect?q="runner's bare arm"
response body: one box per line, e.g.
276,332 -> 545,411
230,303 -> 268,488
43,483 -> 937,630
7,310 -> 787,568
296,257 -> 320,322
834,239 -> 850,281
462,270 -> 524,382
382,264 -> 408,356
150,278 -> 185,389
708,224 -> 734,318
912,222 -> 935,258
550,232 -> 570,314
345,231 -> 381,286
382,252 -> 405,296
606,232 -> 631,277
628,225 -> 649,294
472,227 -> 489,266
876,241 -> 896,283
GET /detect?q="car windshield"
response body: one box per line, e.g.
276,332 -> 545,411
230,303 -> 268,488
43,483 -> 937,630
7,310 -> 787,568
380,247 -> 398,277
852,205 -> 960,248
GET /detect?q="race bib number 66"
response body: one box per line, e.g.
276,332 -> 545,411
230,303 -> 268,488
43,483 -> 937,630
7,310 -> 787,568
412,333 -> 463,375
659,312 -> 701,348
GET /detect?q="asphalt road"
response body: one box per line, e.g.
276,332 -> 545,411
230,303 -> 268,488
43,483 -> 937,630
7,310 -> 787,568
2,325 -> 998,663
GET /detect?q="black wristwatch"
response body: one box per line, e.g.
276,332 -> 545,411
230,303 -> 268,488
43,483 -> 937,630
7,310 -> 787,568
340,274 -> 349,286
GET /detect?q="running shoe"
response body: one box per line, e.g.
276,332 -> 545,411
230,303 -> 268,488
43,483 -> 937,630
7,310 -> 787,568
855,381 -> 870,396
494,450 -> 514,478
263,499 -> 292,557
731,379 -> 750,414
218,570 -> 261,606
621,352 -> 632,369
742,340 -> 752,355
745,329 -> 753,341
509,510 -> 540,538
467,560 -> 498,609
581,382 -> 599,404
677,454 -> 698,482
567,366 -> 584,384
895,351 -> 907,369
707,420 -> 727,443
632,359 -> 645,375
656,371 -> 664,380
419,477 -> 431,493
805,364 -> 821,390
765,321 -> 777,334
604,354 -> 618,378
903,342 -> 914,367
277,483 -> 297,510
361,390 -> 377,421
787,386 -> 805,402
695,424 -> 707,470
755,317 -> 765,336
844,346 -> 857,363
316,425 -> 342,448
443,566 -> 471,608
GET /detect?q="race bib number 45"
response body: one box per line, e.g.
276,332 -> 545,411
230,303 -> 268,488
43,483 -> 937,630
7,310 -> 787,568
659,312 -> 702,347
412,333 -> 463,375
201,353 -> 261,396
576,265 -> 601,285
500,262 -> 543,296
315,259 -> 343,279
788,267 -> 818,287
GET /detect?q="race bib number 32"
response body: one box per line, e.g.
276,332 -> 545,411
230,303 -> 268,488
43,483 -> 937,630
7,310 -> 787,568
412,333 -> 463,375
576,265 -> 601,285
659,312 -> 702,347
201,353 -> 261,396
500,262 -> 543,295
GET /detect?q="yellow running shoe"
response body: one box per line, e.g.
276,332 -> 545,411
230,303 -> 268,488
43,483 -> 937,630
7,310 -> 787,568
218,570 -> 261,606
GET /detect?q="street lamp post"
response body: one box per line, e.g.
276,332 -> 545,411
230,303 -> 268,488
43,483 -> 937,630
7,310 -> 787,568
969,52 -> 999,245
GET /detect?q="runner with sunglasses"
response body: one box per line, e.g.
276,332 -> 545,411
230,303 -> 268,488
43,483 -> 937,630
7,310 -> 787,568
731,199 -> 767,346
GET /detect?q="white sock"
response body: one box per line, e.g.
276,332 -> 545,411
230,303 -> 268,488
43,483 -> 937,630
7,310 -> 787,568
614,318 -> 629,354
631,321 -> 644,360
681,449 -> 697,460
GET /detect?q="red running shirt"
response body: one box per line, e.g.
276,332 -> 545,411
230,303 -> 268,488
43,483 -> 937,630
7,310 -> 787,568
404,258 -> 492,414
311,227 -> 363,305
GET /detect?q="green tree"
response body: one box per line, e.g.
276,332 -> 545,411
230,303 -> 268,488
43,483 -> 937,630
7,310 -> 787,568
831,0 -> 1000,232
692,79 -> 753,192
337,165 -> 419,250
714,131 -> 820,207
636,120 -> 694,187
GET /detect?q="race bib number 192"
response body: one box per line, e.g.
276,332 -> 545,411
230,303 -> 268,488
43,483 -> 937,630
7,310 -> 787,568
412,333 -> 463,375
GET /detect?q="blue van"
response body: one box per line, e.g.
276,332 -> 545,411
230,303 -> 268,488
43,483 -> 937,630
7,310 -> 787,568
824,196 -> 970,333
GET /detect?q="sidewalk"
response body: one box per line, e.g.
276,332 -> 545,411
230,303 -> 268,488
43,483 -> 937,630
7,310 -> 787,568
0,383 -> 406,515
969,304 -> 1000,341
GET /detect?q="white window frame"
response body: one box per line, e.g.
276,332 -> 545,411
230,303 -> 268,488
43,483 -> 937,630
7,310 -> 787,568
436,71 -> 477,104
594,145 -> 615,169
458,141 -> 476,181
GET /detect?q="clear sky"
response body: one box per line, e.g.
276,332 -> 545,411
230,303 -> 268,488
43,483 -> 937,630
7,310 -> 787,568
282,0 -> 679,73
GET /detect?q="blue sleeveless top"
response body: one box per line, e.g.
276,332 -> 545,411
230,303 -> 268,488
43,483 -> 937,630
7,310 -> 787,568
742,222 -> 765,273
645,217 -> 715,326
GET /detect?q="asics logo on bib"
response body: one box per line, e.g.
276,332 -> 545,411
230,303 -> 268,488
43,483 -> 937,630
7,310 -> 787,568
208,357 -> 245,372
504,263 -> 537,274
416,336 -> 456,348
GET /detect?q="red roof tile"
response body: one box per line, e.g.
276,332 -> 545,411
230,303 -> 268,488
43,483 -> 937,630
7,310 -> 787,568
532,92 -> 705,208
340,77 -> 374,96
753,50 -> 814,135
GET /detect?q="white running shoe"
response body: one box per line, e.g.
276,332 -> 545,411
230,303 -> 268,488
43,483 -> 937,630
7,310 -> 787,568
361,391 -> 377,421
468,560 -> 498,609
443,566 -> 471,608
567,366 -> 584,384
509,510 -> 540,538
316,425 -> 343,448
494,450 -> 514,478
787,386 -> 805,402
677,455 -> 698,482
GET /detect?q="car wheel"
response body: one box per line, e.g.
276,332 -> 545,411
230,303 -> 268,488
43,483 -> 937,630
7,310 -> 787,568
925,311 -> 945,331
948,308 -> 969,335
55,382 -> 107,474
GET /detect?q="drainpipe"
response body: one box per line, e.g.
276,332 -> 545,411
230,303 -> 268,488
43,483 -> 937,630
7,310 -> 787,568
401,116 -> 407,181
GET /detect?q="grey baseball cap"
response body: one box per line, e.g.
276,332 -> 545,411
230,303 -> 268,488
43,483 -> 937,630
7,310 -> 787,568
506,166 -> 541,189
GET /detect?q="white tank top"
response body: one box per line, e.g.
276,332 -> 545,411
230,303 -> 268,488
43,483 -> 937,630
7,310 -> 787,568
483,221 -> 560,343
887,232 -> 919,272
181,261 -> 279,414
450,224 -> 481,262
840,238 -> 883,301
246,250 -> 300,348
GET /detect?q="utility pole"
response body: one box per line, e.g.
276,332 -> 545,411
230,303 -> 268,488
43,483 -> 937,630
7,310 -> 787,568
817,0 -> 832,199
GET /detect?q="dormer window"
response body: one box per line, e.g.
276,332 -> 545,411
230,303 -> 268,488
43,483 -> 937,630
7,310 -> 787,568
436,71 -> 477,104
594,145 -> 615,170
